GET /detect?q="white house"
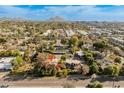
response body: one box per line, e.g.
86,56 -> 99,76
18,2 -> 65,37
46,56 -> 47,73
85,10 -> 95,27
0,57 -> 15,71
76,30 -> 88,35
65,29 -> 75,37
42,30 -> 51,36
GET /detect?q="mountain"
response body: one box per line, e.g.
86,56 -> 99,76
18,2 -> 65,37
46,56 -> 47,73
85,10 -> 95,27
48,16 -> 65,22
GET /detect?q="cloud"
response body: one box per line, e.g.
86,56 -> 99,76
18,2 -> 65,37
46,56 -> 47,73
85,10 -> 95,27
0,6 -> 29,18
0,5 -> 124,21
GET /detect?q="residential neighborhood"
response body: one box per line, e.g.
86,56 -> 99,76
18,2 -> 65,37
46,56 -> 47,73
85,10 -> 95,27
0,18 -> 124,88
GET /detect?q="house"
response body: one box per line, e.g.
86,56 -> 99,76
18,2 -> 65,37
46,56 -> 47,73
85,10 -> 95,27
75,50 -> 84,59
76,30 -> 88,35
65,59 -> 80,64
51,51 -> 66,55
0,57 -> 15,71
94,51 -> 105,59
19,46 -> 27,51
42,30 -> 51,36
52,40 -> 68,55
110,37 -> 124,47
65,29 -> 75,37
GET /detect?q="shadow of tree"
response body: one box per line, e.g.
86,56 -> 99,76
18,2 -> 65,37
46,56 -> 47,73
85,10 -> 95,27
93,76 -> 124,83
66,74 -> 90,81
3,71 -> 44,81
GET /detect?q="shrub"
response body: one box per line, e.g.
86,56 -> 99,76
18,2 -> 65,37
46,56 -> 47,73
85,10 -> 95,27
11,63 -> 32,75
86,81 -> 103,88
61,38 -> 67,45
0,50 -> 21,57
16,56 -> 23,65
57,69 -> 68,77
63,69 -> 68,77
61,55 -> 67,61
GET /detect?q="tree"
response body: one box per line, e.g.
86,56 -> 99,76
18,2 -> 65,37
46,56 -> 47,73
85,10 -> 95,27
93,41 -> 107,52
60,55 -> 67,61
83,51 -> 94,64
112,65 -> 120,77
120,64 -> 124,76
0,37 -> 7,44
70,46 -> 79,54
51,65 -> 57,76
104,64 -> 120,77
104,64 -> 120,87
114,57 -> 121,64
36,53 -> 47,66
104,65 -> 113,75
78,40 -> 84,49
33,53 -> 56,77
69,36 -> 79,47
49,44 -> 55,52
33,60 -> 57,77
61,38 -> 67,45
89,62 -> 99,74
23,49 -> 31,62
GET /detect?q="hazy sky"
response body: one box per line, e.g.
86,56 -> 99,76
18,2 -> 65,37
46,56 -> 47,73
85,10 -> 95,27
0,5 -> 124,21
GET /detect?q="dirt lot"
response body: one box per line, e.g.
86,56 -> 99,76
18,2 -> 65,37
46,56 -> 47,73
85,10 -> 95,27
1,74 -> 124,88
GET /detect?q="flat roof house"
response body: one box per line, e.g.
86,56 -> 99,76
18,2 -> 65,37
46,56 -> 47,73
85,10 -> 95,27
0,57 -> 15,71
